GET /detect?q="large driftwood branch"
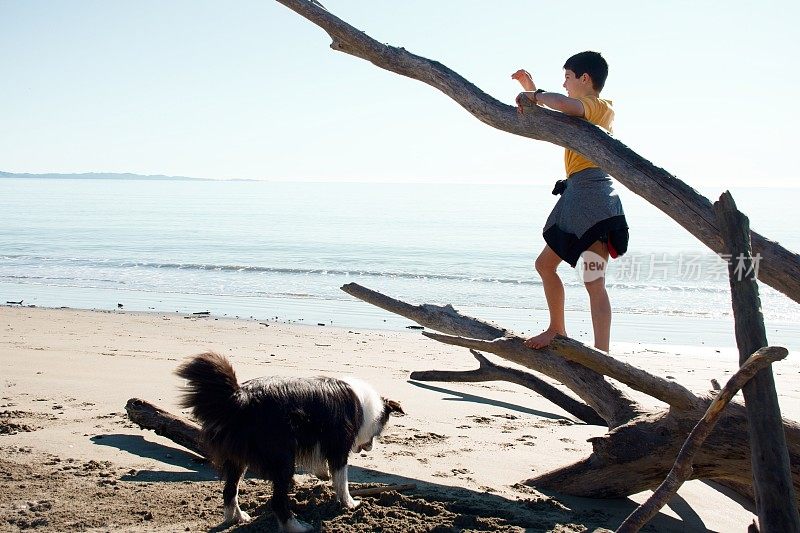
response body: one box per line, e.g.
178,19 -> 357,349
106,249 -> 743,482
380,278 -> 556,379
421,331 -> 698,411
410,349 -> 606,426
342,282 -> 641,428
339,284 -> 800,506
342,282 -> 508,340
616,346 -> 788,533
275,0 -> 800,304
714,192 -> 800,532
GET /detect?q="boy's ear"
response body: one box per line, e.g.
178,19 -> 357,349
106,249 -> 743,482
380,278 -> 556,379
580,73 -> 592,85
383,398 -> 405,416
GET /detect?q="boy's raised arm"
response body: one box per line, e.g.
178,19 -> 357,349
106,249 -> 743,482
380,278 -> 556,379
516,90 -> 585,117
534,92 -> 585,117
511,69 -> 585,117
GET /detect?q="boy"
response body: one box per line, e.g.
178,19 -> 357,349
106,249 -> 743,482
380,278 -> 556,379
511,51 -> 628,353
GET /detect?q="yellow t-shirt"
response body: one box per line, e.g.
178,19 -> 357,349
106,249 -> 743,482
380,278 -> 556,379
564,95 -> 614,177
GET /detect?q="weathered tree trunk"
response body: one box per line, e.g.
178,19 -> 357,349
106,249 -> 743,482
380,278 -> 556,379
339,283 -> 800,507
273,0 -> 800,305
714,192 -> 800,532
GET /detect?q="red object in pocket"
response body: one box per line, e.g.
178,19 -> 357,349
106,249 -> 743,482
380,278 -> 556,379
608,240 -> 619,259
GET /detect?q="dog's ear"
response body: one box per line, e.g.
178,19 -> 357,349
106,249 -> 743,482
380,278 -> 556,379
383,398 -> 405,416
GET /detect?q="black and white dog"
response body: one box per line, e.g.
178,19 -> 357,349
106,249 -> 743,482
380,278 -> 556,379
175,352 -> 404,532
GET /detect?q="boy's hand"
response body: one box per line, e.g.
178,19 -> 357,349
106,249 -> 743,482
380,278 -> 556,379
511,69 -> 536,91
516,92 -> 535,114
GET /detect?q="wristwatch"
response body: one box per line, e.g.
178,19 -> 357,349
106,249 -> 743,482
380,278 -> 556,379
533,88 -> 545,104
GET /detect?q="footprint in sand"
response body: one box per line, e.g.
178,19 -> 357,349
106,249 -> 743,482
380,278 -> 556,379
516,434 -> 537,446
492,413 -> 519,420
387,450 -> 415,458
380,432 -> 448,446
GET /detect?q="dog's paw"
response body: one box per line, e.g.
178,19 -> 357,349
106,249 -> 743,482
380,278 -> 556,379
223,507 -> 251,525
282,516 -> 313,533
341,497 -> 361,510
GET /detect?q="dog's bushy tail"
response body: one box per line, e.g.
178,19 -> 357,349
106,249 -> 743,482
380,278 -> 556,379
175,352 -> 240,427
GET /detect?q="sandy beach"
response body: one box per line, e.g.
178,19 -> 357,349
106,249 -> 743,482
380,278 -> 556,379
1,305 -> 798,532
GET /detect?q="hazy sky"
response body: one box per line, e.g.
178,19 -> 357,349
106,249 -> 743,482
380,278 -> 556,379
2,1 -> 798,187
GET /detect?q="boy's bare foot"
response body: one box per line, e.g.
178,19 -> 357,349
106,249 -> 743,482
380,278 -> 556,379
524,329 -> 565,349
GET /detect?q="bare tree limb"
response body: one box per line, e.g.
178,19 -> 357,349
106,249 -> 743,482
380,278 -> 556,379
422,331 -> 698,411
616,346 -> 788,533
275,0 -> 800,304
548,337 -> 699,410
341,282 -> 508,340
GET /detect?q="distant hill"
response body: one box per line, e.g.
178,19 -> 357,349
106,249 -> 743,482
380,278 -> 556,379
0,171 -> 214,181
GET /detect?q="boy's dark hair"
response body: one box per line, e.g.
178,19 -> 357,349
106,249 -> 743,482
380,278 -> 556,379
563,51 -> 608,92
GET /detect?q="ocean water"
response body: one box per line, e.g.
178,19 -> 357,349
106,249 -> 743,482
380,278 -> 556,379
1,178 -> 798,348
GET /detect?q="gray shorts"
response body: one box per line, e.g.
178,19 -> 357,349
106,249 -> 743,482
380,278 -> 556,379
543,168 -> 629,267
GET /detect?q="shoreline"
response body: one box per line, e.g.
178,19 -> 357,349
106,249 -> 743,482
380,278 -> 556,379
1,305 -> 798,531
4,281 -> 800,351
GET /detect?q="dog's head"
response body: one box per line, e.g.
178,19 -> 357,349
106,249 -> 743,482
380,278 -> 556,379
354,397 -> 404,453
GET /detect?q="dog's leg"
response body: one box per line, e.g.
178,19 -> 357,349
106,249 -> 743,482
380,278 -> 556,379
331,465 -> 360,510
311,445 -> 330,481
221,461 -> 250,525
269,461 -> 313,533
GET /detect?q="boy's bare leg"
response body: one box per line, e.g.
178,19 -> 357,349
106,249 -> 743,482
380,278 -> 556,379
525,245 -> 566,349
583,241 -> 611,352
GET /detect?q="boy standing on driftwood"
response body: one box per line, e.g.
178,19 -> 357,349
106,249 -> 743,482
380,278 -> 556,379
512,51 -> 628,353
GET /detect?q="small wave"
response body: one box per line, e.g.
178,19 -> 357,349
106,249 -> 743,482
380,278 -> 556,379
1,255 -> 539,285
605,282 -> 727,294
1,255 -> 732,293
2,274 -> 123,284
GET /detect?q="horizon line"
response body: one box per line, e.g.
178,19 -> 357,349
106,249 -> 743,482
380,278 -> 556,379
1,170 -> 797,189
